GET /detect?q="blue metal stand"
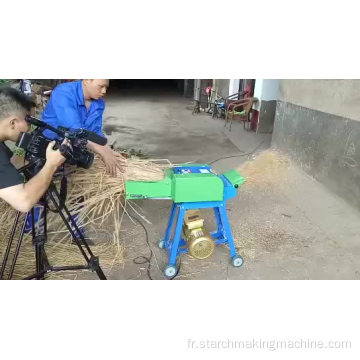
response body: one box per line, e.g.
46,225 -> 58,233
160,199 -> 243,278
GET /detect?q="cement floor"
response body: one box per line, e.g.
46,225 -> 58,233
91,89 -> 360,280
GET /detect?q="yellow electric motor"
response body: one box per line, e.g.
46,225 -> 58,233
183,210 -> 215,260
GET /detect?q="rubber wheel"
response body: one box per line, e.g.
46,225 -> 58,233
231,255 -> 244,267
158,239 -> 165,249
164,265 -> 177,278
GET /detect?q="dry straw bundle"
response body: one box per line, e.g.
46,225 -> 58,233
0,156 -> 171,279
50,155 -> 170,243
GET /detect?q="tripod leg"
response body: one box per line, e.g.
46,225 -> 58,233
43,202 -> 48,239
47,186 -> 107,280
8,213 -> 29,279
35,243 -> 43,275
33,206 -> 49,279
49,186 -> 92,251
0,211 -> 21,279
58,205 -> 107,280
41,204 -> 50,271
33,241 -> 48,280
31,207 -> 36,238
23,269 -> 48,280
30,208 -> 42,274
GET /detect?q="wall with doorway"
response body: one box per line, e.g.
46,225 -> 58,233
272,79 -> 360,211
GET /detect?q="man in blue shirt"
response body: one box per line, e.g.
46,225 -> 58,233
28,79 -> 124,237
42,79 -> 124,175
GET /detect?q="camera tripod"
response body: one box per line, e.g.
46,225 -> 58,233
0,162 -> 107,280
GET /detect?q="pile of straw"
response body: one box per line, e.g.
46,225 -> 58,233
55,155 -> 170,243
0,156 -> 171,279
237,149 -> 291,189
232,149 -> 296,261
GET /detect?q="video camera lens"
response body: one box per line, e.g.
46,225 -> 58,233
17,116 -> 104,170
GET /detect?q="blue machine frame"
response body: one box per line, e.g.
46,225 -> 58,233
159,171 -> 244,278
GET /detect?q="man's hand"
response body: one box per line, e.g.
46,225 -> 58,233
87,141 -> 126,176
45,141 -> 66,169
99,145 -> 125,176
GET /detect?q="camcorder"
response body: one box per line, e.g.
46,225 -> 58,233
16,115 -> 107,169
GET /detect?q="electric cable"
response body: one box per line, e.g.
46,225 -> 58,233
131,215 -> 153,280
131,214 -> 181,280
208,139 -> 267,165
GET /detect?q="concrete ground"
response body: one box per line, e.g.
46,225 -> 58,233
93,88 -> 360,280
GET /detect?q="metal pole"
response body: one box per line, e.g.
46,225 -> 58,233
0,211 -> 21,279
8,215 -> 28,279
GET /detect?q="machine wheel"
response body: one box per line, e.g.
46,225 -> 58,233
164,265 -> 178,279
158,238 -> 165,249
231,255 -> 244,267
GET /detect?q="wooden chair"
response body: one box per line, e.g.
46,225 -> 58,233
225,97 -> 256,131
224,91 -> 247,112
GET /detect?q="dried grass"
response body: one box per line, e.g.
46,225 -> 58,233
0,156 -> 171,279
233,221 -> 295,261
233,149 -> 297,260
53,156 -> 171,243
237,149 -> 291,189
0,232 -> 125,280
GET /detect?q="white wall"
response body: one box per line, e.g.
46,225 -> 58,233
254,79 -> 263,99
253,79 -> 279,110
261,79 -> 280,101
253,79 -> 263,110
228,79 -> 240,96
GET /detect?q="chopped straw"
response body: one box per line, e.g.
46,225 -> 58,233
237,149 -> 291,189
233,149 -> 295,260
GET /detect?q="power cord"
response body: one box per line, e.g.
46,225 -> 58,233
131,214 -> 181,280
208,139 -> 267,165
131,215 -> 153,280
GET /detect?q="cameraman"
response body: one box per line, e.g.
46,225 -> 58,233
0,87 -> 66,212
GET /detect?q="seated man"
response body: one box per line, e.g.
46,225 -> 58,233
42,79 -> 124,175
0,87 -> 66,212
